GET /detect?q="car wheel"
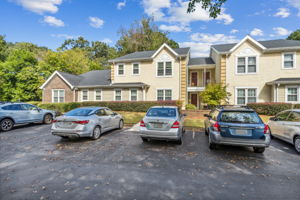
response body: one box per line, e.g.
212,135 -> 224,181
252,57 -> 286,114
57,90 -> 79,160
60,136 -> 68,139
0,118 -> 14,132
91,126 -> 101,140
141,137 -> 148,142
43,114 -> 53,124
205,127 -> 208,136
176,137 -> 182,145
294,136 -> 300,153
208,134 -> 217,149
118,120 -> 124,129
253,147 -> 265,153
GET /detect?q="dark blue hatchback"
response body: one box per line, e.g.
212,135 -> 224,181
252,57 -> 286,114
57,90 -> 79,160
204,106 -> 271,153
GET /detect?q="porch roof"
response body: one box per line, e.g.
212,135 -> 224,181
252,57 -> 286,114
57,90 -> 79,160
266,78 -> 300,85
188,57 -> 215,66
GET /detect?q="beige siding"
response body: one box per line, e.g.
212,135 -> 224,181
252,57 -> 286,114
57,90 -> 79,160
225,40 -> 300,104
211,49 -> 221,84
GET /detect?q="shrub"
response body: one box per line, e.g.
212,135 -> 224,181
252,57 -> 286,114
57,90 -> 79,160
36,100 -> 178,113
200,84 -> 231,107
185,104 -> 197,110
247,102 -> 300,116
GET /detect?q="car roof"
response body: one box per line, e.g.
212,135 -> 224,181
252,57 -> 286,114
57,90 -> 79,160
72,106 -> 108,110
216,105 -> 254,111
150,106 -> 178,109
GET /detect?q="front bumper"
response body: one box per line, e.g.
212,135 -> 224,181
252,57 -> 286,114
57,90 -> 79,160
139,127 -> 181,140
210,131 -> 271,148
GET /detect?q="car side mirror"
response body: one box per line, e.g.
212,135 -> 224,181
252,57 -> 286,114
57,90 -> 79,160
204,114 -> 211,118
269,117 -> 278,121
112,112 -> 118,116
181,113 -> 187,117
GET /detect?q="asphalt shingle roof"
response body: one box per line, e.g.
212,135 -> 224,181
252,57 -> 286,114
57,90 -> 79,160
188,57 -> 215,66
267,77 -> 300,85
212,39 -> 300,53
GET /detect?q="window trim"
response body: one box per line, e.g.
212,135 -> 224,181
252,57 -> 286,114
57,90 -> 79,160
130,89 -> 138,101
132,62 -> 140,75
282,52 -> 296,69
285,85 -> 300,103
156,88 -> 173,101
156,61 -> 173,77
235,87 -> 258,105
116,63 -> 125,76
94,89 -> 102,101
235,56 -> 259,75
81,89 -> 89,102
52,89 -> 65,103
114,89 -> 122,101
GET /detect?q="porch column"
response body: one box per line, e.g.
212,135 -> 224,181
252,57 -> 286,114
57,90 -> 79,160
143,87 -> 146,101
204,68 -> 206,87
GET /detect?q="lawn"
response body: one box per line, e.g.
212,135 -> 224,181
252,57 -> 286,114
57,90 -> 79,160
117,111 -> 272,128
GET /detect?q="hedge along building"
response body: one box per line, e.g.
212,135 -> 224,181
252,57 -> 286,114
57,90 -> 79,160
40,36 -> 300,107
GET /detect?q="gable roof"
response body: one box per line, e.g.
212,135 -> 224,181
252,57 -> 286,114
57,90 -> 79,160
109,46 -> 190,62
188,57 -> 215,66
212,38 -> 300,54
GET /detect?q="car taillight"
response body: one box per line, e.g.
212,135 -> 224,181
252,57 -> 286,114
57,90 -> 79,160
52,120 -> 57,123
213,122 -> 221,132
73,120 -> 89,125
171,121 -> 180,128
140,120 -> 145,127
264,124 -> 270,134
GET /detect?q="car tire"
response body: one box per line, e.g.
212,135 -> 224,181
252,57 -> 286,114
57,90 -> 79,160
118,120 -> 124,129
205,128 -> 208,136
208,134 -> 217,149
91,126 -> 101,140
43,114 -> 53,124
141,137 -> 148,142
60,136 -> 68,139
176,137 -> 182,145
294,136 -> 300,153
0,118 -> 14,132
253,147 -> 265,153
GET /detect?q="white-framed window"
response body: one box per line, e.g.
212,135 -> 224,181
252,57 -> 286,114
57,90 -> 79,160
286,86 -> 299,103
132,63 -> 140,75
114,89 -> 122,101
52,89 -> 65,103
236,56 -> 257,74
282,52 -> 296,69
157,61 -> 172,77
95,89 -> 102,101
236,88 -> 257,105
117,64 -> 125,75
82,89 -> 89,101
157,89 -> 172,101
130,89 -> 138,101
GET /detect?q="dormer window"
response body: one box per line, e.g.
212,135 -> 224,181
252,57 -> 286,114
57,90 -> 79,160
157,61 -> 172,77
117,64 -> 124,75
282,52 -> 296,69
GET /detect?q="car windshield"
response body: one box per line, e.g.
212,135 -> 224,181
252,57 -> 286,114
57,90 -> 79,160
146,108 -> 176,118
65,108 -> 94,116
220,111 -> 261,124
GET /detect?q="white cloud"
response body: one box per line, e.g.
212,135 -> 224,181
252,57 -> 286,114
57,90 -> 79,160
159,24 -> 190,32
142,0 -> 233,26
117,0 -> 126,10
43,16 -> 64,27
250,28 -> 264,36
273,27 -> 291,36
230,29 -> 239,34
12,0 -> 62,14
101,38 -> 112,44
274,8 -> 290,18
180,42 -> 212,57
89,17 -> 104,28
51,34 -> 78,39
284,0 -> 300,16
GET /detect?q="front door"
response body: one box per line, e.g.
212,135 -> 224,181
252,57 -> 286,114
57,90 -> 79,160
191,94 -> 198,107
204,71 -> 211,86
191,72 -> 198,86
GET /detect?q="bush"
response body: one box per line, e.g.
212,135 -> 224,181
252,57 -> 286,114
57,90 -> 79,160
200,84 -> 231,107
36,101 -> 179,113
247,102 -> 300,115
185,104 -> 197,110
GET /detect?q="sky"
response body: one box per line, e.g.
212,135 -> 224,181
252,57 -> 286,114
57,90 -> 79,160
1,0 -> 300,57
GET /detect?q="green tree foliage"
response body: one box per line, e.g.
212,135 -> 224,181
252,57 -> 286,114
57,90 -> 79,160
187,0 -> 227,18
116,17 -> 179,55
200,84 -> 231,107
0,35 -> 9,62
287,30 -> 300,40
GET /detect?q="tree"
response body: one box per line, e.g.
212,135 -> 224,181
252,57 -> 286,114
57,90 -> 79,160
58,36 -> 90,51
187,0 -> 227,18
0,35 -> 8,62
200,84 -> 231,107
116,17 -> 179,55
287,30 -> 300,40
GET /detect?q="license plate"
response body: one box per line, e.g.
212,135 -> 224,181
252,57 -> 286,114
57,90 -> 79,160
235,129 -> 248,135
153,123 -> 163,128
59,122 -> 73,127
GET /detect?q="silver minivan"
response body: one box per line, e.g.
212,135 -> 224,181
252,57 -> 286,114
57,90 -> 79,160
139,106 -> 185,144
268,109 -> 300,153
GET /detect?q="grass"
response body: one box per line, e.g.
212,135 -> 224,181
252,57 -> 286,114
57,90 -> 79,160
117,111 -> 273,128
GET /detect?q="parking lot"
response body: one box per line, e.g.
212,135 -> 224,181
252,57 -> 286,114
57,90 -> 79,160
0,124 -> 299,200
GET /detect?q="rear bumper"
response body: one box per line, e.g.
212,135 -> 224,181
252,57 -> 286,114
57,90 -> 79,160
51,129 -> 91,138
139,127 -> 181,140
210,131 -> 271,148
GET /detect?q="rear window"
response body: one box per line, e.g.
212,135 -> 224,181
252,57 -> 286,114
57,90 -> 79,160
65,108 -> 94,116
219,111 -> 261,124
146,108 -> 177,118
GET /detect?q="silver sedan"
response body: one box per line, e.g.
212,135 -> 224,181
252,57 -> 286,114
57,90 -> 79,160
139,106 -> 185,144
51,107 -> 123,140
268,109 -> 300,153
